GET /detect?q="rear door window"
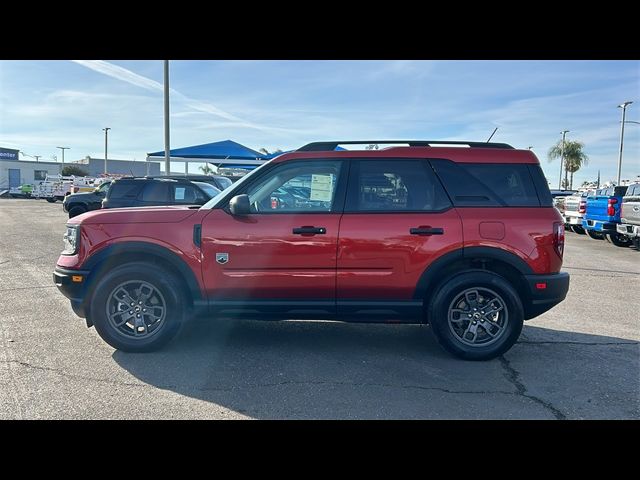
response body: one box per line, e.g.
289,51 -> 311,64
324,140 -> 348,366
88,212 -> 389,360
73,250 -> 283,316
346,159 -> 451,212
140,182 -> 170,202
108,182 -> 141,199
430,160 -> 543,207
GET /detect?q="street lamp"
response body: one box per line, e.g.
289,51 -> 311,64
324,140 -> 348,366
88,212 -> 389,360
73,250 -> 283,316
559,130 -> 569,190
617,101 -> 633,185
56,146 -> 70,173
103,127 -> 111,174
164,60 -> 171,176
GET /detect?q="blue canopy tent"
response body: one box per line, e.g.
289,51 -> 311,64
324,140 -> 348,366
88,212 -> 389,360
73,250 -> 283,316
145,140 -> 348,175
146,140 -> 268,175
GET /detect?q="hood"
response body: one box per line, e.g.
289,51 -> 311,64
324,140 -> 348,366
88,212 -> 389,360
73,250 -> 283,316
69,205 -> 200,225
65,190 -> 101,200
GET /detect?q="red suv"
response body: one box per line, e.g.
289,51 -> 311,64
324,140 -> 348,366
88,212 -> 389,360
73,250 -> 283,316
53,141 -> 569,360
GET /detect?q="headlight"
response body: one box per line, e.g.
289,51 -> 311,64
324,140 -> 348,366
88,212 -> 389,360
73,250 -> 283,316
62,225 -> 79,255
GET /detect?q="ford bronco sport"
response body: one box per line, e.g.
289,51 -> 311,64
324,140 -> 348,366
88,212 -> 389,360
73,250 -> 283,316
53,141 -> 570,360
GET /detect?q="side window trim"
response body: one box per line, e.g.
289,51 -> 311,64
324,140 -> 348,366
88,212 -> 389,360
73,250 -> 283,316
224,159 -> 348,215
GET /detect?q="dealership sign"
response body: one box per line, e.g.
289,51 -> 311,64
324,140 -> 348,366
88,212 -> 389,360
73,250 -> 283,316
0,147 -> 19,160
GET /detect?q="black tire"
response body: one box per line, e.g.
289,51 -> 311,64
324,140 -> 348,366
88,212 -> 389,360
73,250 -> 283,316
46,197 -> 57,203
89,262 -> 186,352
586,229 -> 604,240
606,233 -> 632,247
68,205 -> 87,218
428,271 -> 524,361
571,225 -> 586,235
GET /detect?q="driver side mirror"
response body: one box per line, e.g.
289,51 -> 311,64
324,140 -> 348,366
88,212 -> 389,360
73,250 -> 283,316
229,194 -> 251,215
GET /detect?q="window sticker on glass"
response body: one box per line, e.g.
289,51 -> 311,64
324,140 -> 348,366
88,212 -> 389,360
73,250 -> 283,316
175,187 -> 186,200
309,174 -> 333,202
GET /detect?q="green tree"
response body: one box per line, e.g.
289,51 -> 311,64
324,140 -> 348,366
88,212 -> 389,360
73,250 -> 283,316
199,164 -> 214,174
548,140 -> 588,190
61,165 -> 89,177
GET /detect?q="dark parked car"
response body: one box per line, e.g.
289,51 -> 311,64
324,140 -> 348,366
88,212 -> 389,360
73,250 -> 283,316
63,180 -> 112,218
150,174 -> 233,191
102,177 -> 219,210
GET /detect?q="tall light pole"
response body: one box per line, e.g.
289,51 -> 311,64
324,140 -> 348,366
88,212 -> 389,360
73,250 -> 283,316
56,146 -> 70,173
103,127 -> 111,174
164,60 -> 171,176
558,131 -> 569,189
617,101 -> 633,185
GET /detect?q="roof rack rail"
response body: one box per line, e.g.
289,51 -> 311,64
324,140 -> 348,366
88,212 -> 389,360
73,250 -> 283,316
297,140 -> 514,151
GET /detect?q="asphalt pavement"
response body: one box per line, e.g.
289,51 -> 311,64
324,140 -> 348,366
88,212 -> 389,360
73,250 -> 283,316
0,198 -> 638,419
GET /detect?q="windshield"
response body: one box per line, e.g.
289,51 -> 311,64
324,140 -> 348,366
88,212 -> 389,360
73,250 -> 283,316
192,181 -> 221,199
201,161 -> 272,209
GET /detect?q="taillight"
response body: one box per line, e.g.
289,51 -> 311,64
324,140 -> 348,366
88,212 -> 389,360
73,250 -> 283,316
578,200 -> 586,214
607,198 -> 617,217
553,222 -> 565,258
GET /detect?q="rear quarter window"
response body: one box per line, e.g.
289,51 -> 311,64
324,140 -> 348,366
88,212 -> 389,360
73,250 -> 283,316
429,160 -> 547,207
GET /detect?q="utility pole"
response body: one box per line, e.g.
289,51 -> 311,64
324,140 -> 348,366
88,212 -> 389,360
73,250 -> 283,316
558,131 -> 569,189
103,127 -> 111,174
164,60 -> 170,176
56,146 -> 70,173
617,101 -> 633,185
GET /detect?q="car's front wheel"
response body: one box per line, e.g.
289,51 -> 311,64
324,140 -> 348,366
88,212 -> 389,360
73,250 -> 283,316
68,205 -> 86,218
586,229 -> 604,240
606,233 -> 632,247
90,263 -> 185,352
428,271 -> 524,361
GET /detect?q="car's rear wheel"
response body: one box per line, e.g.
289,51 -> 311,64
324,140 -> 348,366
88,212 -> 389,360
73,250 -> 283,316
606,232 -> 632,247
571,225 -> 586,234
90,263 -> 185,352
428,271 -> 524,361
586,229 -> 604,240
68,205 -> 86,218
46,197 -> 56,203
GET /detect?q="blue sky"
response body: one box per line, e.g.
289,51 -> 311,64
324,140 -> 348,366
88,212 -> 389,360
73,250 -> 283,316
0,60 -> 638,185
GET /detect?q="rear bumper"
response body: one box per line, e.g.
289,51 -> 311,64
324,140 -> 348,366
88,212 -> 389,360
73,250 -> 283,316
53,267 -> 90,317
582,219 -> 617,233
564,214 -> 583,225
617,223 -> 640,238
523,272 -> 570,320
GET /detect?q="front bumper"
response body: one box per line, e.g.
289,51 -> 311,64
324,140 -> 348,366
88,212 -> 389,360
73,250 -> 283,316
582,219 -> 617,233
523,272 -> 570,320
53,267 -> 90,317
617,223 -> 640,238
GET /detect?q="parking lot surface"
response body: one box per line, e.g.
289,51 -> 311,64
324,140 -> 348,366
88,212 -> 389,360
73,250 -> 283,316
0,198 -> 638,419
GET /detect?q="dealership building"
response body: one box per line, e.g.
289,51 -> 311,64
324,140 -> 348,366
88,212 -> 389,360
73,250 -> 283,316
0,147 -> 161,189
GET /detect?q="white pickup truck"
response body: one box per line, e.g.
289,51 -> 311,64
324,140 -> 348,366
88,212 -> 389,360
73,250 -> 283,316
563,190 -> 595,234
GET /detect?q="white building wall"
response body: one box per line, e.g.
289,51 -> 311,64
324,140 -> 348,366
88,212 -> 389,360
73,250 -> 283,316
0,160 -> 62,189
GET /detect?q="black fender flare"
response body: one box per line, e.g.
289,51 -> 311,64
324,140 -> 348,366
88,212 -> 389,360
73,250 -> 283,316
413,246 -> 534,300
83,241 -> 204,304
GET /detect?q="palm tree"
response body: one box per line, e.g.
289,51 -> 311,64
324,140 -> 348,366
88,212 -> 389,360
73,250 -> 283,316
199,164 -> 214,175
548,140 -> 588,190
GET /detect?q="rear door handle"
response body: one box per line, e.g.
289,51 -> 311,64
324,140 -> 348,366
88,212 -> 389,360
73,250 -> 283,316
410,226 -> 444,235
293,226 -> 326,235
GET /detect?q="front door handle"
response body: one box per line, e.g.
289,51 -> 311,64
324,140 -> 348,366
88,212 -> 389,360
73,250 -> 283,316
410,226 -> 444,235
293,226 -> 326,235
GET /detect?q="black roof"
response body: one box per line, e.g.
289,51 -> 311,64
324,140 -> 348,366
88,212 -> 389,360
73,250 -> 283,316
298,140 -> 514,151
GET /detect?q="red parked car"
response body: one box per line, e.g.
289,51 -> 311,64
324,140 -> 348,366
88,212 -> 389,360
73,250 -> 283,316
54,141 -> 569,360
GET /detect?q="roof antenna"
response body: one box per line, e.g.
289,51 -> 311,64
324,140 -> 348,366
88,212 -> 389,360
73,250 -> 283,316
487,127 -> 498,142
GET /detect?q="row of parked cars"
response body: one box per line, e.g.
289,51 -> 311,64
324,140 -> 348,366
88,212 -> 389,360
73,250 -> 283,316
555,184 -> 640,249
62,174 -> 233,218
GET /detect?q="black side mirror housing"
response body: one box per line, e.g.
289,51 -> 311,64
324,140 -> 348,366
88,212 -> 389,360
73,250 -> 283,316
229,194 -> 251,215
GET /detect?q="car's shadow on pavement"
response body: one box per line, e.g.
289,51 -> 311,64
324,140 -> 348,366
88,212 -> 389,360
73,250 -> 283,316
112,319 -> 640,419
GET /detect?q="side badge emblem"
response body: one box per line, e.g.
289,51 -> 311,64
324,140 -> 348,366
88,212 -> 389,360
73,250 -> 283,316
216,253 -> 229,265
